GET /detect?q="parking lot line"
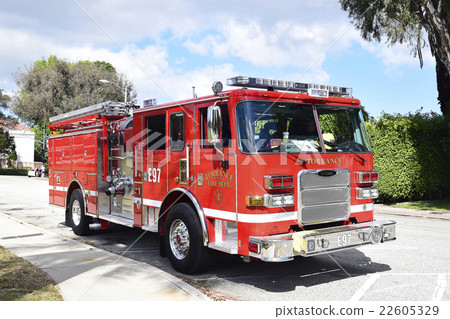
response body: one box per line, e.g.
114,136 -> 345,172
431,274 -> 447,301
349,273 -> 380,301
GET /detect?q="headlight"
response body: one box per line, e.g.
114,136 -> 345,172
356,186 -> 379,199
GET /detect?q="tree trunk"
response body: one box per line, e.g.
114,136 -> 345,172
435,56 -> 450,116
420,0 -> 450,116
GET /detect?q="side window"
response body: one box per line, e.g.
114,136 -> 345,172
200,104 -> 231,149
170,112 -> 184,151
146,114 -> 166,150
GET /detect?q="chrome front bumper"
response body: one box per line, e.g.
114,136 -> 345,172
248,220 -> 396,262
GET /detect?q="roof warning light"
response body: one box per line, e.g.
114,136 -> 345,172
226,76 -> 352,98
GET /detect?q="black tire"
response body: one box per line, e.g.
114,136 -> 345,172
164,203 -> 213,274
68,189 -> 91,236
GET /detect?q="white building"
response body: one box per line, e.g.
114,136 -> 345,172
0,121 -> 35,168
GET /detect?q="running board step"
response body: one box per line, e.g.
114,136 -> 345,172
208,240 -> 238,254
98,214 -> 134,228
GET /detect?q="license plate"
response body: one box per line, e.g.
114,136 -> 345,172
337,234 -> 352,247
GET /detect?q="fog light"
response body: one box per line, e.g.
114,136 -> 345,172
370,226 -> 382,244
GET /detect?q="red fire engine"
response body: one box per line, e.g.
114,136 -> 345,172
48,76 -> 396,274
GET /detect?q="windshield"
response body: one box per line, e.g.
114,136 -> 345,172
236,101 -> 372,154
316,105 -> 372,153
236,101 -> 321,153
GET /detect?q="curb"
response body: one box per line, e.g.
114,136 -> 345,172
374,204 -> 450,220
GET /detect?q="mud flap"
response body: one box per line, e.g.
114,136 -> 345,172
159,235 -> 167,257
65,207 -> 71,227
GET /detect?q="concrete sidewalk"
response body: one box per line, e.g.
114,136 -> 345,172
374,204 -> 450,220
0,212 -> 209,301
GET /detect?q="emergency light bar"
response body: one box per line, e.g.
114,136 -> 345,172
226,76 -> 352,97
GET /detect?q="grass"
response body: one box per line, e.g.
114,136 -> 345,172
0,245 -> 63,301
392,199 -> 450,212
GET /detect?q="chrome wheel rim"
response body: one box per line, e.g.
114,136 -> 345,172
72,199 -> 82,226
169,219 -> 190,260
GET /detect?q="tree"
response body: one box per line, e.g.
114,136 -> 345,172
0,88 -> 12,121
7,149 -> 17,168
339,0 -> 450,116
0,90 -> 18,163
0,89 -> 10,109
32,123 -> 49,164
0,127 -> 15,159
12,55 -> 137,125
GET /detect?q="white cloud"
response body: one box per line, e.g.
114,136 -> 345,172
52,42 -> 236,104
1,1 -> 357,104
359,39 -> 435,74
183,19 -> 358,70
2,0 -> 433,116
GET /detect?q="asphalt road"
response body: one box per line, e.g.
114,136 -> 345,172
1,175 -> 449,301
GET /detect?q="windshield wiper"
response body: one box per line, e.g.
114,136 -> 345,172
327,140 -> 367,164
345,148 -> 366,164
257,145 -> 281,152
287,153 -> 307,165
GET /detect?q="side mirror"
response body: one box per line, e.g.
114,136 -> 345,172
207,104 -> 229,169
207,105 -> 222,144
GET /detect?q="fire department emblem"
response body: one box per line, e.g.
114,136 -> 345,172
214,189 -> 223,204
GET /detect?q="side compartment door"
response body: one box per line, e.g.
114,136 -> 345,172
72,133 -> 98,214
52,136 -> 71,207
142,112 -> 168,226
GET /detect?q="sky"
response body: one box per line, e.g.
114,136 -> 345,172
0,0 -> 440,119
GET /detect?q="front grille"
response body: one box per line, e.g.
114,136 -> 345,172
298,169 -> 350,224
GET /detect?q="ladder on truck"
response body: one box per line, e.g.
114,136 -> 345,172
49,101 -> 132,128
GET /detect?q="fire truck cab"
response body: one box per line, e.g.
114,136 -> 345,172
48,76 -> 396,274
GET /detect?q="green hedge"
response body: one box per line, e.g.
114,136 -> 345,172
0,168 -> 29,176
367,112 -> 450,202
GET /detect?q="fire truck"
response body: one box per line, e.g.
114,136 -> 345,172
48,76 -> 396,274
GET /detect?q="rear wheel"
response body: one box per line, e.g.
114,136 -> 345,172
68,189 -> 90,236
164,203 -> 212,274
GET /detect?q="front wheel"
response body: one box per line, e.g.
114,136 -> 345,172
164,203 -> 213,274
68,189 -> 91,236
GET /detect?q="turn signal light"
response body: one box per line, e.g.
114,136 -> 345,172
245,196 -> 264,207
264,175 -> 294,189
